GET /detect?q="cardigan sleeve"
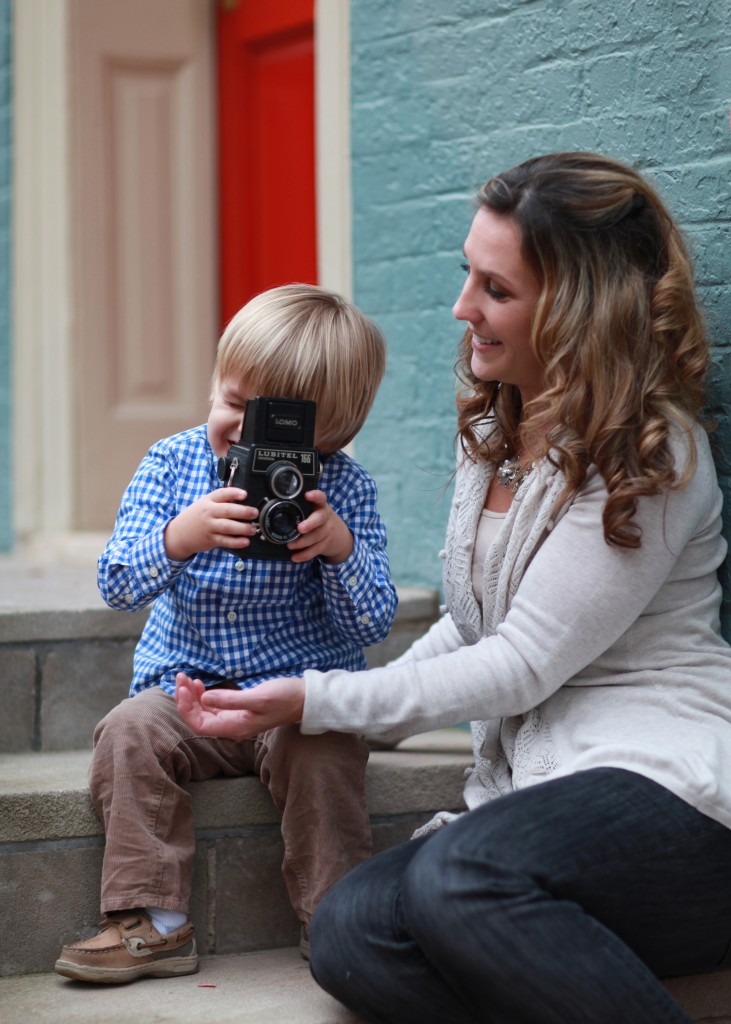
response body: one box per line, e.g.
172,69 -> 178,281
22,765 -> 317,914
387,612 -> 464,667
302,432 -> 724,742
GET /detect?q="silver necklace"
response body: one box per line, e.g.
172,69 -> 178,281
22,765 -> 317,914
496,454 -> 532,492
496,456 -> 523,491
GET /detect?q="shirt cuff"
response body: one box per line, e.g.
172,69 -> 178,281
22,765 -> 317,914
319,534 -> 378,605
127,522 -> 189,594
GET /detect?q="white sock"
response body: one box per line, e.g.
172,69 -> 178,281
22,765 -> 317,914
146,907 -> 188,935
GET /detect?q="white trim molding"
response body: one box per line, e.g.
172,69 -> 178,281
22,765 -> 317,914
315,0 -> 352,300
13,0 -> 75,544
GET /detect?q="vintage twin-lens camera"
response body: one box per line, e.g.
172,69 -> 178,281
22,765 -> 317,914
217,396 -> 321,560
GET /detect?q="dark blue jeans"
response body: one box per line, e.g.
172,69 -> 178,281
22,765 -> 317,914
309,768 -> 731,1023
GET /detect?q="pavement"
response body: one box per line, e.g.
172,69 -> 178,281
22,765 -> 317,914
3,945 -> 731,1024
0,947 -> 362,1024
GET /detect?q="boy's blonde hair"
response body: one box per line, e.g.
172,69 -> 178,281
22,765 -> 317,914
213,284 -> 386,451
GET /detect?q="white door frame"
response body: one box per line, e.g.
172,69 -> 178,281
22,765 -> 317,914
13,0 -> 76,551
316,0 -> 353,301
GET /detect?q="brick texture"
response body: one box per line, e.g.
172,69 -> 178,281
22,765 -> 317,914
350,0 -> 731,638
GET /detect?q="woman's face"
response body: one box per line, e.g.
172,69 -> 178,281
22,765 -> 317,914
453,207 -> 545,403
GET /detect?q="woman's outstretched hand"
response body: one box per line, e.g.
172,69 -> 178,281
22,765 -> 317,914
174,672 -> 306,741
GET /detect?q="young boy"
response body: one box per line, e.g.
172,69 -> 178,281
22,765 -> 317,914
55,284 -> 398,984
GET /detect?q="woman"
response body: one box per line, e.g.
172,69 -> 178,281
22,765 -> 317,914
176,152 -> 731,1023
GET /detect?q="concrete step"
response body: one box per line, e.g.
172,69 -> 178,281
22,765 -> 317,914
2,744 -> 730,1021
0,736 -> 473,978
0,551 -> 439,753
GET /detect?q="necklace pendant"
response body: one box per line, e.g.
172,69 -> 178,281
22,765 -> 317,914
496,456 -> 524,492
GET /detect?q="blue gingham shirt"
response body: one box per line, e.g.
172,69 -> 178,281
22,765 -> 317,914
98,424 -> 398,696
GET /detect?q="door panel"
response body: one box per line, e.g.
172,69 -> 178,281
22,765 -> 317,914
69,0 -> 216,530
217,0 -> 317,326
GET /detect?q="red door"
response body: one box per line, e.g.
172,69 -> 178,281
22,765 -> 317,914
217,0 -> 317,327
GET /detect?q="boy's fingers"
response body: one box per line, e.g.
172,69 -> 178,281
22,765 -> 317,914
303,489 -> 327,506
213,487 -> 248,502
216,502 -> 258,521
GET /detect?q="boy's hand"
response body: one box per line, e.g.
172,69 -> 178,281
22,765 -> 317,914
287,490 -> 354,564
175,672 -> 305,740
164,488 -> 258,561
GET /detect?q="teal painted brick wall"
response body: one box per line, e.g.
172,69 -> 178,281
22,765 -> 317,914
0,0 -> 10,551
350,0 -> 731,636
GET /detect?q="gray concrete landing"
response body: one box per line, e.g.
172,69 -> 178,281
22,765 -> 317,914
0,947 -> 361,1024
3,947 -> 731,1024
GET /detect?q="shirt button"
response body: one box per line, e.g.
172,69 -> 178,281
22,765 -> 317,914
124,593 -> 133,604
347,576 -> 358,588
360,613 -> 371,625
234,560 -> 245,572
149,566 -> 159,578
227,611 -> 238,623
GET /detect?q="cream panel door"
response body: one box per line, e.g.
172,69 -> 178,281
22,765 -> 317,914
69,0 -> 217,530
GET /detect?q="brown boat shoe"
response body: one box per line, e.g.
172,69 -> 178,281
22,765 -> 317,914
54,910 -> 199,984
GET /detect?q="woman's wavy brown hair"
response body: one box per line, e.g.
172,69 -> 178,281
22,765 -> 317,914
456,151 -> 710,547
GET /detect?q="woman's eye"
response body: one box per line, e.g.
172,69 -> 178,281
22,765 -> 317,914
485,281 -> 508,301
461,262 -> 508,300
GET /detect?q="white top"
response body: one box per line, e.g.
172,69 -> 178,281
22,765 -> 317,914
302,424 -> 731,830
471,509 -> 507,605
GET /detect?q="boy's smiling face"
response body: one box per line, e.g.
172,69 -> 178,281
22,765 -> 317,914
207,378 -> 253,458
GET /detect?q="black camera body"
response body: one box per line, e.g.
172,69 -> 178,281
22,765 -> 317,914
217,396 -> 321,560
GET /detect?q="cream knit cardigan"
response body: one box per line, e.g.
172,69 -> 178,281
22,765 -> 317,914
303,424 -> 731,829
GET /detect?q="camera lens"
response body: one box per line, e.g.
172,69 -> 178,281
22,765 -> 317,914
259,499 -> 304,544
268,462 -> 303,500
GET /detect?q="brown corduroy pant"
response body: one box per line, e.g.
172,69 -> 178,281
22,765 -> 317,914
88,686 -> 372,924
